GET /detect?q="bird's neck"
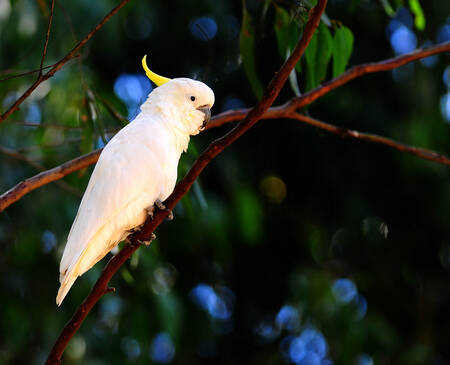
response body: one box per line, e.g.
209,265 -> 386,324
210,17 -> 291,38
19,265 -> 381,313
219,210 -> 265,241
165,122 -> 191,154
142,104 -> 191,154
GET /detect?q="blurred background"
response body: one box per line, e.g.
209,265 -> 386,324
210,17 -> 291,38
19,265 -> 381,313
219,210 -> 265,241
1,0 -> 450,364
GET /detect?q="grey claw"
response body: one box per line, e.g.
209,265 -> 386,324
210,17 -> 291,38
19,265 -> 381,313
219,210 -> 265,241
128,225 -> 141,234
145,206 -> 155,219
153,199 -> 173,221
138,233 -> 156,246
155,199 -> 166,211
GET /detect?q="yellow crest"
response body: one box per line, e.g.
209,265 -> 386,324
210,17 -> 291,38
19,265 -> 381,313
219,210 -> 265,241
142,55 -> 171,87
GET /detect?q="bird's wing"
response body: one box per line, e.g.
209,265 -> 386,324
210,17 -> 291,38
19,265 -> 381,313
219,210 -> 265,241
59,124 -> 165,282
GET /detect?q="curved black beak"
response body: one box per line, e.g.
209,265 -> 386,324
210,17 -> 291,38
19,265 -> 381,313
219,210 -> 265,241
197,105 -> 211,129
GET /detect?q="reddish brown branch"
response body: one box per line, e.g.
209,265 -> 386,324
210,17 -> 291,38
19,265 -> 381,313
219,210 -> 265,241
39,0 -> 55,77
284,41 -> 450,112
44,2 -> 328,363
1,41 -> 449,214
0,62 -> 61,82
0,0 -> 131,124
1,42 -> 449,214
0,149 -> 100,212
290,113 -> 450,165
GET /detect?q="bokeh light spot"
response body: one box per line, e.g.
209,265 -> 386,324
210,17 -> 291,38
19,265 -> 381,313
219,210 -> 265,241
151,264 -> 177,296
114,74 -> 152,119
437,23 -> 450,44
355,295 -> 368,320
443,66 -> 450,89
440,93 -> 450,122
189,283 -> 235,320
289,336 -> 306,363
298,351 -> 321,365
288,328 -> 329,363
66,336 -> 86,361
255,317 -> 280,341
389,25 -> 417,54
41,230 -> 57,253
275,305 -> 300,332
332,278 -> 358,304
299,328 -> 328,359
18,7 -> 37,37
260,176 -> 287,204
121,336 -> 141,361
0,0 -> 12,22
356,354 -> 374,365
221,95 -> 246,112
150,333 -> 175,363
419,41 -> 439,68
26,103 -> 41,123
189,16 -> 218,41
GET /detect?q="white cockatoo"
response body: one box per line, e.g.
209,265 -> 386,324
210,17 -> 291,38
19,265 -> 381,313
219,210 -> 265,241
56,56 -> 214,305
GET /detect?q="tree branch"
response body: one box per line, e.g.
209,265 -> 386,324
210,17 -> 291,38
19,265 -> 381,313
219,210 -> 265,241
284,41 -> 450,112
289,113 -> 450,165
39,0 -> 55,77
7,120 -> 82,130
0,62 -> 63,83
1,42 -> 449,214
0,0 -> 131,124
0,145 -> 82,197
0,149 -> 100,212
43,2 -> 328,363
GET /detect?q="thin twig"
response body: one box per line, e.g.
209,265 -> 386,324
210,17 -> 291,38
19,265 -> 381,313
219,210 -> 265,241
0,146 -> 82,197
44,2 -> 328,363
96,94 -> 129,126
290,113 -> 450,165
284,41 -> 450,112
39,0 -> 56,77
1,43 -> 449,214
0,149 -> 100,212
8,120 -> 82,130
18,138 -> 85,153
0,0 -> 131,124
56,0 -> 89,91
0,63 -> 59,82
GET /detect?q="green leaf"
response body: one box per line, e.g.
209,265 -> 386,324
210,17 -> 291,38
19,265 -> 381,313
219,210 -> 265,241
332,25 -> 354,78
304,22 -> 333,91
379,0 -> 395,16
235,189 -> 263,244
239,5 -> 263,100
274,6 -> 301,70
409,0 -> 425,30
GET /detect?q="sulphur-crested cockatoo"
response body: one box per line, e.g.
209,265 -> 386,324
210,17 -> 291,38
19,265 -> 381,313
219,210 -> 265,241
56,56 -> 214,305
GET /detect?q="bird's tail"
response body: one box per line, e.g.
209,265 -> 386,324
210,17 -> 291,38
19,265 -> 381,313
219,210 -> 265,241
56,269 -> 79,306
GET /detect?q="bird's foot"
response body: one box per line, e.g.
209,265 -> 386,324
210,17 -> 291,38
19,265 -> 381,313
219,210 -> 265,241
145,205 -> 155,219
127,225 -> 142,234
146,199 -> 174,220
138,233 -> 156,246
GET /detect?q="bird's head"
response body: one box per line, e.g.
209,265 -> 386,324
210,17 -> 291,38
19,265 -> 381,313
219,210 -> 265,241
141,55 -> 215,136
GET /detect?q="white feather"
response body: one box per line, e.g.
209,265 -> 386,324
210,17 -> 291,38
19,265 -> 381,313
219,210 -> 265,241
56,78 -> 214,305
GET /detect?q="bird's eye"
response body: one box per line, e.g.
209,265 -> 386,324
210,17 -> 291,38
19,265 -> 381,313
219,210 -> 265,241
190,96 -> 196,102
